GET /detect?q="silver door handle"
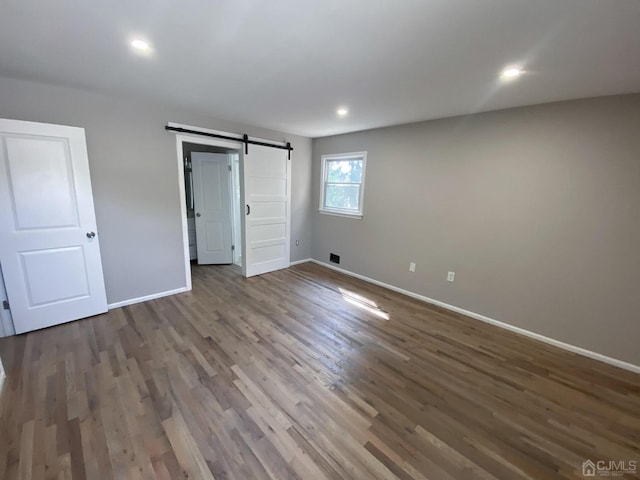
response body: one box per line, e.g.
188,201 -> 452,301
196,212 -> 201,217
86,232 -> 96,238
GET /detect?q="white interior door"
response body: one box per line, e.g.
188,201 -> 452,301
192,152 -> 233,264
241,145 -> 290,277
0,119 -> 107,334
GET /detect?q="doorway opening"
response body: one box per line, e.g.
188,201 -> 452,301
175,134 -> 245,290
183,141 -> 242,267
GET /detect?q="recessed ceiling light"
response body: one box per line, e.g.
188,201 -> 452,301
336,107 -> 349,117
130,38 -> 151,52
500,67 -> 524,81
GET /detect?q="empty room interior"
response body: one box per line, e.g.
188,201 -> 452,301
0,1 -> 639,479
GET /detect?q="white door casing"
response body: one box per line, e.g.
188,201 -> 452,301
192,152 -> 233,264
0,119 -> 107,334
241,145 -> 291,277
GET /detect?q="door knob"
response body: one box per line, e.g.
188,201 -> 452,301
196,212 -> 201,217
86,232 -> 96,238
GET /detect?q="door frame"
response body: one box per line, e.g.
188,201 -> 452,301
174,130 -> 243,290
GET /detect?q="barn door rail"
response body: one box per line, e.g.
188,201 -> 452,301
165,125 -> 293,160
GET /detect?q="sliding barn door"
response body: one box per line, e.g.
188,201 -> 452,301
241,145 -> 290,277
0,119 -> 107,334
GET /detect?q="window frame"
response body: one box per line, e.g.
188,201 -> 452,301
319,151 -> 367,219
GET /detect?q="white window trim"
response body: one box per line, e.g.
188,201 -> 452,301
319,151 -> 367,219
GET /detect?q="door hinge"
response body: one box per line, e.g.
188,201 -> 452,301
231,245 -> 235,251
2,300 -> 9,310
228,165 -> 232,171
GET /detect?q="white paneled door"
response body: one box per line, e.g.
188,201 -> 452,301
191,152 -> 233,264
241,145 -> 290,277
0,119 -> 107,334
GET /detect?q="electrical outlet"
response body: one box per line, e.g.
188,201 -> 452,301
447,271 -> 455,282
330,253 -> 340,264
409,262 -> 416,272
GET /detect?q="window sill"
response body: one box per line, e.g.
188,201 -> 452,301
318,209 -> 363,220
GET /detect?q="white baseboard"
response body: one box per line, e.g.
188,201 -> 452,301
107,287 -> 189,309
290,258 -> 312,266
308,259 -> 640,374
0,372 -> 5,399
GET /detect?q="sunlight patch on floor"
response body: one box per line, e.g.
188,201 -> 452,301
339,288 -> 390,320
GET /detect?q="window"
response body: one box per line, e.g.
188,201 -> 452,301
319,152 -> 367,218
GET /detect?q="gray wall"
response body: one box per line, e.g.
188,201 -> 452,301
312,94 -> 640,366
0,75 -> 312,304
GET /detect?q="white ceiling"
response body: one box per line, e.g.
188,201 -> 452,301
1,0 -> 639,137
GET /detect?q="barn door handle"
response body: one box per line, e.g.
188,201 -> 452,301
246,204 -> 251,216
86,232 -> 96,239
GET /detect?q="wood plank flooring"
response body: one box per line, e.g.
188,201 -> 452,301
0,262 -> 639,479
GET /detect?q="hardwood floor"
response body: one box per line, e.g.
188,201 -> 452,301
0,262 -> 639,479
